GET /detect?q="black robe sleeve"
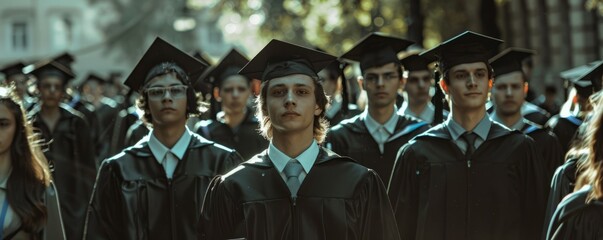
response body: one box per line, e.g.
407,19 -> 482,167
357,170 -> 401,240
542,158 -> 578,238
518,137 -> 548,240
545,187 -> 603,240
84,160 -> 126,240
387,143 -> 419,239
199,175 -> 243,240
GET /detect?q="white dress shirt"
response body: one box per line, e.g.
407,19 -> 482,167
362,107 -> 399,154
268,140 -> 319,184
148,126 -> 193,179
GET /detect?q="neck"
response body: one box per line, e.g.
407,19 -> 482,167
368,104 -> 395,125
0,152 -> 12,181
495,111 -> 522,129
152,123 -> 186,148
451,106 -> 486,131
224,108 -> 247,128
272,129 -> 314,158
408,100 -> 428,115
40,104 -> 60,116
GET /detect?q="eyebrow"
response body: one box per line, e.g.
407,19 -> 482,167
269,83 -> 312,89
147,83 -> 184,88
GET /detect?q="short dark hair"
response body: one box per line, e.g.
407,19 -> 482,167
440,61 -> 494,84
361,62 -> 403,81
255,75 -> 329,143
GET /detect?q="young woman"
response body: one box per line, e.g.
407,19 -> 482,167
546,93 -> 603,240
0,87 -> 65,239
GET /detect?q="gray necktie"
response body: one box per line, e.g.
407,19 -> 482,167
284,160 -> 303,198
461,132 -> 478,157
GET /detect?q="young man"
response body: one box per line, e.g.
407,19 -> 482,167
199,39 -> 400,239
317,59 -> 361,125
397,53 -> 441,124
388,31 -> 546,240
489,47 -> 563,182
84,37 -> 243,240
0,61 -> 34,109
194,48 -> 268,159
27,60 -> 96,240
326,33 -> 430,181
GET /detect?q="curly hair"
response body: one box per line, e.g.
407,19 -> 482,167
135,62 -> 207,125
575,91 -> 603,201
0,86 -> 51,233
255,75 -> 330,143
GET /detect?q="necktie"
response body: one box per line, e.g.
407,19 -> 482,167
284,160 -> 304,198
461,132 -> 478,158
162,151 -> 176,179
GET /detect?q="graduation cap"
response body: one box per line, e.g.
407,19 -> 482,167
560,62 -> 602,98
421,31 -> 503,74
341,32 -> 414,72
0,62 -> 26,79
202,48 -> 249,88
191,50 -> 213,67
52,52 -> 75,70
81,73 -> 108,86
238,39 -> 337,82
578,61 -> 603,92
399,53 -> 437,72
28,60 -> 75,82
123,37 -> 208,91
489,47 -> 536,77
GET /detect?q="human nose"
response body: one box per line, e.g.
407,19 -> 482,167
285,90 -> 296,106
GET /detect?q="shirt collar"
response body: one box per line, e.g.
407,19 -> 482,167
401,101 -> 434,123
445,114 -> 491,141
362,106 -> 399,135
490,114 -> 525,131
148,126 -> 193,163
268,139 -> 319,174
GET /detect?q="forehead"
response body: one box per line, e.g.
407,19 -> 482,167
494,71 -> 524,84
39,76 -> 65,85
267,74 -> 315,88
221,75 -> 249,88
408,70 -> 432,78
364,62 -> 398,75
449,62 -> 488,73
145,73 -> 183,87
0,103 -> 14,120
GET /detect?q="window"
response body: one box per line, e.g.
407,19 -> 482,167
11,22 -> 28,51
53,15 -> 73,49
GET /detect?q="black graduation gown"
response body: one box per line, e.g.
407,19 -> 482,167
125,120 -> 150,147
388,122 -> 546,240
194,108 -> 268,160
325,113 -> 429,181
84,133 -> 243,240
109,106 -> 139,154
542,156 -> 583,237
325,102 -> 362,126
521,120 -> 564,185
546,185 -> 603,240
199,147 -> 401,240
546,115 -> 582,155
28,103 -> 96,240
94,98 -> 120,161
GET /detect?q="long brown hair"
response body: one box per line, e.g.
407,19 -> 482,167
575,91 -> 603,201
0,87 -> 51,233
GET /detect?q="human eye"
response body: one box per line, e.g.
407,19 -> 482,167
475,70 -> 487,78
147,88 -> 164,98
296,88 -> 310,95
171,86 -> 186,95
454,72 -> 468,80
364,75 -> 377,83
271,88 -> 286,96
0,120 -> 10,128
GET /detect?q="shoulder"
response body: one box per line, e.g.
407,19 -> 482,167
59,104 -> 87,121
329,115 -> 362,132
555,186 -> 600,221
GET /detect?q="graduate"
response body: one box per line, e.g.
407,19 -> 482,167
84,37 -> 243,240
489,47 -> 563,183
397,53 -> 443,124
388,31 -> 546,240
326,33 -> 429,181
199,39 -> 400,240
27,60 -> 96,240
0,62 -> 34,110
194,49 -> 268,160
545,91 -> 603,240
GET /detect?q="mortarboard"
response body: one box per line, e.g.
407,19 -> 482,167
399,53 -> 437,72
191,50 -> 213,67
560,61 -> 602,98
201,48 -> 249,88
123,37 -> 208,91
28,60 -> 75,82
341,32 -> 414,72
489,47 -> 536,77
81,73 -> 108,86
578,61 -> 603,92
238,39 -> 336,82
0,62 -> 26,79
52,52 -> 75,70
421,31 -> 503,74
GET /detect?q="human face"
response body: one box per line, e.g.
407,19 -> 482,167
492,71 -> 526,116
7,74 -> 28,97
443,62 -> 491,111
0,104 -> 16,156
405,70 -> 433,105
318,69 -> 338,97
265,74 -> 321,137
38,76 -> 65,108
219,75 -> 251,115
362,62 -> 402,109
144,73 -> 188,127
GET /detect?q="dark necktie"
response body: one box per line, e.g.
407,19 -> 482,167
461,132 -> 478,158
284,160 -> 303,198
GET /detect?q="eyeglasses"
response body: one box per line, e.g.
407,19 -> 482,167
144,85 -> 188,100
